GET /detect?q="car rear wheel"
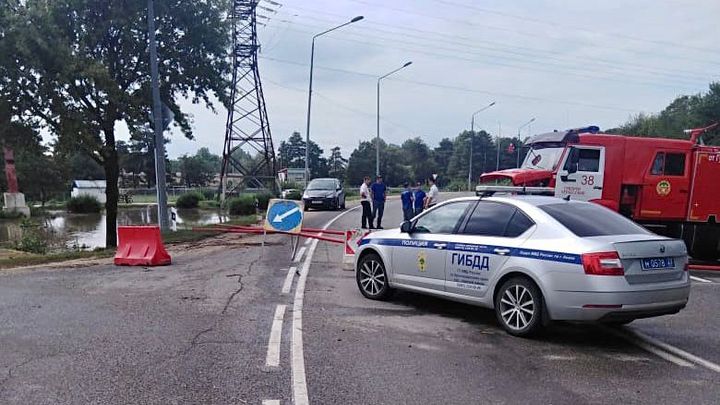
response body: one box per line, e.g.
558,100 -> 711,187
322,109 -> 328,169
495,277 -> 544,337
357,253 -> 392,300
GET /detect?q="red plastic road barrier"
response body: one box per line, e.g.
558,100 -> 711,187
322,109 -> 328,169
114,226 -> 171,266
689,264 -> 720,272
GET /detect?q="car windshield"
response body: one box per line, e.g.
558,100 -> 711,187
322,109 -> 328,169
521,144 -> 566,171
307,179 -> 336,190
540,202 -> 650,237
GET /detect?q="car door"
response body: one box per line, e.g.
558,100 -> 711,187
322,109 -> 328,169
555,146 -> 605,202
444,201 -> 536,298
640,151 -> 690,220
392,201 -> 476,291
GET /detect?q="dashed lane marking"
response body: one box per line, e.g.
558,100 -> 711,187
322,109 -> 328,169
262,400 -> 280,405
265,304 -> 287,368
282,266 -> 297,295
292,247 -> 306,263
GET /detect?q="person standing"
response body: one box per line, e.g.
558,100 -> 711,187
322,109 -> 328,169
370,175 -> 387,229
413,181 -> 426,216
359,176 -> 373,229
425,177 -> 439,209
400,182 -> 414,221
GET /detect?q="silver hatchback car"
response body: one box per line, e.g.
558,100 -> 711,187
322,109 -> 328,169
354,195 -> 690,337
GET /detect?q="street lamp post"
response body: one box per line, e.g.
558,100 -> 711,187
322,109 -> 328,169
516,118 -> 536,167
376,61 -> 412,177
468,101 -> 496,190
304,16 -> 364,185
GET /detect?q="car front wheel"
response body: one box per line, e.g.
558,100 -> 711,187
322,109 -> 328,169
357,253 -> 392,300
495,277 -> 544,337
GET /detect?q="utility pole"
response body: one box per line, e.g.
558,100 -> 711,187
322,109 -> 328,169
469,102 -> 496,190
496,122 -> 502,171
148,0 -> 169,231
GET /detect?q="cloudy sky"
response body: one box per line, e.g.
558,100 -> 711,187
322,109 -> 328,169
148,0 -> 720,159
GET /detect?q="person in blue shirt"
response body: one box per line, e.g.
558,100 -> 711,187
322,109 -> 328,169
413,181 -> 426,216
400,182 -> 414,221
369,175 -> 387,229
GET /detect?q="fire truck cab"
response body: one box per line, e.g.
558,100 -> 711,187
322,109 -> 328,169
479,124 -> 720,260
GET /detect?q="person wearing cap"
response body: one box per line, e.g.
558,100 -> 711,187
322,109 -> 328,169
413,181 -> 426,216
359,176 -> 373,229
400,182 -> 414,221
370,175 -> 387,229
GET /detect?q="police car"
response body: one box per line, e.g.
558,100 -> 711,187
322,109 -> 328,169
354,187 -> 690,337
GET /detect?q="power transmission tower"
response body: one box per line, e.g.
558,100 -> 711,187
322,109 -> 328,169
220,0 -> 277,201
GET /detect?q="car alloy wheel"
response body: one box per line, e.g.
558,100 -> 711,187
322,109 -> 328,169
495,277 -> 544,337
356,253 -> 392,300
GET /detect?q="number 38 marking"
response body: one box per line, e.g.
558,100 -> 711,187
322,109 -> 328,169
581,175 -> 595,186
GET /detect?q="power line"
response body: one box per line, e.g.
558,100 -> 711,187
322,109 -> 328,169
269,24 -> 708,90
280,3 -> 720,67
434,0 -> 720,56
270,16 -> 711,87
260,55 -> 648,113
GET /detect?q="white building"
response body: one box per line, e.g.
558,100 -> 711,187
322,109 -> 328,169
71,180 -> 107,204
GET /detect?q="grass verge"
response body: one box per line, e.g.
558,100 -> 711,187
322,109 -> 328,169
0,248 -> 114,270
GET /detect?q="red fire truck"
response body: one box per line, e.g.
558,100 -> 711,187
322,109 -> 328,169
479,123 -> 720,260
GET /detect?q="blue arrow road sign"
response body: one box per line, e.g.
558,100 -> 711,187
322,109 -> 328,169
265,199 -> 304,233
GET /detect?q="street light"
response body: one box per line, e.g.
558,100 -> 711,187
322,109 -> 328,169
376,61 -> 412,177
468,101 -> 496,190
516,118 -> 536,167
304,16 -> 364,185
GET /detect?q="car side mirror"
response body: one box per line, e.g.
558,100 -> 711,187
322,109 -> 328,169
400,221 -> 413,233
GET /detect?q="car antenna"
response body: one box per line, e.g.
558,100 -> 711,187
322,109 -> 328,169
563,195 -> 571,201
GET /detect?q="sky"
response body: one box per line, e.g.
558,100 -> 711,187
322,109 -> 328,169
128,0 -> 720,160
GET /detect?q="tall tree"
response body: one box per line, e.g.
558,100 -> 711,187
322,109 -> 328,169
327,146 -> 348,179
400,137 -> 435,183
4,0 -> 230,246
277,131 -> 327,178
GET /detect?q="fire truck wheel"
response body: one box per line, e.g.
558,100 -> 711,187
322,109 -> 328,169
690,225 -> 720,261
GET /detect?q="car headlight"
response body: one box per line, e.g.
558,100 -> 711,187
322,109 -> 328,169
303,193 -> 309,199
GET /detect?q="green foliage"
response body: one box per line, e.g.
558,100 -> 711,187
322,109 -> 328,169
201,189 -> 217,200
285,190 -> 302,200
177,148 -> 222,187
277,131 -> 328,177
445,179 -> 468,192
67,196 -> 102,214
228,195 -> 257,216
2,0 -> 231,247
255,191 -> 275,210
15,219 -> 48,254
176,191 -> 204,209
608,83 -> 720,144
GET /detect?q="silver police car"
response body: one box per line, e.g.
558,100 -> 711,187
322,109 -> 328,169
354,194 -> 690,337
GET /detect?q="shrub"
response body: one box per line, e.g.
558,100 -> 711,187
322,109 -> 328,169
67,195 -> 102,213
446,180 -> 468,192
255,191 -> 276,210
200,189 -> 217,200
285,190 -> 302,200
176,191 -> 204,209
15,219 -> 48,254
228,195 -> 257,216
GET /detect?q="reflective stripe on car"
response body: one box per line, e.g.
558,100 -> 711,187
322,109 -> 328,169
359,238 -> 581,264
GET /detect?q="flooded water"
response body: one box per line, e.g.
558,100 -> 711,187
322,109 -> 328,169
0,206 -> 230,250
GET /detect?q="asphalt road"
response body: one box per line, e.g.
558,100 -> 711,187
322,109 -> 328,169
1,193 -> 719,404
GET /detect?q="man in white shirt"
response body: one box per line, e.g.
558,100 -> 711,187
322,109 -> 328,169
359,176 -> 373,229
425,177 -> 439,209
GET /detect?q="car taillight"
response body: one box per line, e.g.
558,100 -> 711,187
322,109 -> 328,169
683,261 -> 689,272
582,252 -> 624,276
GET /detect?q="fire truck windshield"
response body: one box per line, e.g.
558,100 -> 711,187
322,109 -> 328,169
521,144 -> 565,171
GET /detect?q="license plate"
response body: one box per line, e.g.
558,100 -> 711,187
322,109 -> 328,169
312,200 -> 323,204
641,257 -> 675,270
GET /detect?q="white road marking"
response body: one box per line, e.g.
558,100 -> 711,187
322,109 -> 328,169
628,328 -> 720,373
292,206 -> 361,405
304,239 -> 310,246
607,328 -> 695,368
282,266 -> 297,294
262,400 -> 280,405
265,304 -> 287,368
292,247 -> 306,263
690,275 -> 713,283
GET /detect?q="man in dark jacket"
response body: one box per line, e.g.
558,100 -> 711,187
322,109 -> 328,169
401,182 -> 414,221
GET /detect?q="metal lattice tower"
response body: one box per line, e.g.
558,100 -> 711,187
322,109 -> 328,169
220,0 -> 276,200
